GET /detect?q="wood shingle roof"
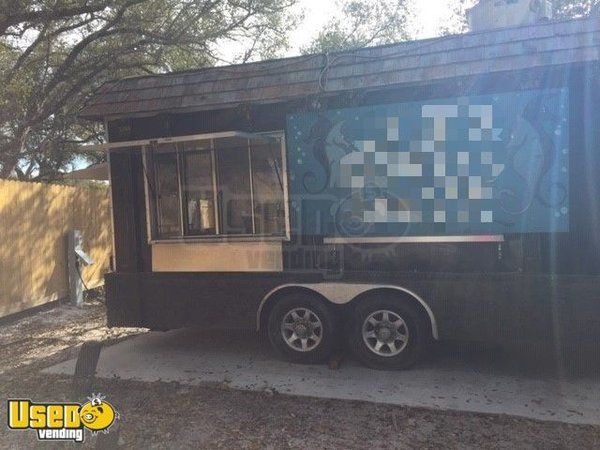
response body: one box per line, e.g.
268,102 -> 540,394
80,17 -> 600,119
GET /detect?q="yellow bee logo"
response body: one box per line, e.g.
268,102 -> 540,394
79,394 -> 117,433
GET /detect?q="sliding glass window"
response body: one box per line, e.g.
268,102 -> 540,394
251,143 -> 285,235
216,137 -> 254,235
181,140 -> 216,236
146,134 -> 286,241
153,144 -> 181,238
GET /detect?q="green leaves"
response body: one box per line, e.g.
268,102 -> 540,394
553,0 -> 599,19
301,0 -> 412,54
0,0 -> 300,179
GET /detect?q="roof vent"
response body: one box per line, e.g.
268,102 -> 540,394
467,0 -> 553,32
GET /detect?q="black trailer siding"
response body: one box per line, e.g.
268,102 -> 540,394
105,271 -> 600,348
105,271 -> 323,330
539,63 -> 600,275
108,149 -> 152,273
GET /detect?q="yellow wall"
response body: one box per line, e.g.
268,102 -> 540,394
151,241 -> 283,272
0,179 -> 112,317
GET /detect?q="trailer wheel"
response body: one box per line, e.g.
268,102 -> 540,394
267,291 -> 338,364
348,294 -> 426,370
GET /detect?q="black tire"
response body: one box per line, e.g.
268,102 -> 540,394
348,294 -> 428,370
267,291 -> 338,364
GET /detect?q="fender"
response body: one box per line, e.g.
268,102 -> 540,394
257,282 -> 439,340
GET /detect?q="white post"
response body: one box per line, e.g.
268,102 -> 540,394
68,229 -> 84,306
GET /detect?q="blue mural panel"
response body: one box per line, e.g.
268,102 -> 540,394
286,88 -> 569,237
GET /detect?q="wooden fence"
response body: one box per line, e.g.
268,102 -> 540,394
0,179 -> 112,317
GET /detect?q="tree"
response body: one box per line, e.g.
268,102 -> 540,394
0,0 -> 298,180
439,0 -> 476,36
553,0 -> 600,18
301,0 -> 413,54
442,0 -> 598,38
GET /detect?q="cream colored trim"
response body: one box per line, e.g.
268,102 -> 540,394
279,132 -> 292,240
324,235 -> 505,244
210,140 -> 220,234
151,241 -> 283,272
176,150 -> 185,236
247,138 -> 256,234
149,235 -> 286,244
80,131 -> 276,151
256,283 -> 439,340
141,146 -> 154,242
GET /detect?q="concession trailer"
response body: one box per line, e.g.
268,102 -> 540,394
81,16 -> 600,369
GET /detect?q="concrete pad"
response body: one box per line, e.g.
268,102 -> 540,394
44,329 -> 600,425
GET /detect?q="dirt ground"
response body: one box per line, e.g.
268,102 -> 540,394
1,296 -> 599,449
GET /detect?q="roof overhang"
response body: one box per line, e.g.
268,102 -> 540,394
63,162 -> 109,180
80,17 -> 600,121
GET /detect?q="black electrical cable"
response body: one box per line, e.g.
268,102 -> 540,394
100,36 -> 455,99
76,262 -> 90,293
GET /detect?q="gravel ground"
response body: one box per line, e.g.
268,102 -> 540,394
1,297 -> 599,449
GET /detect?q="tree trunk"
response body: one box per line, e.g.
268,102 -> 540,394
0,128 -> 30,178
0,153 -> 20,178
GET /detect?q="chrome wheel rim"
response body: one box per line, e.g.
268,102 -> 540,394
362,310 -> 409,357
281,307 -> 323,352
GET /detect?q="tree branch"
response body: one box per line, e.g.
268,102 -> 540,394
0,1 -> 112,36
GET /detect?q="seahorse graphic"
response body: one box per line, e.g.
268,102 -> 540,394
497,95 -> 566,222
302,116 -> 358,194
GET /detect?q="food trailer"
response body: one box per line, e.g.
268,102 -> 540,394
81,17 -> 600,369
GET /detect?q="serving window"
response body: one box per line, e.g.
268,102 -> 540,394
143,132 -> 288,241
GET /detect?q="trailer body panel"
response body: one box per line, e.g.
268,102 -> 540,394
97,41 -> 600,352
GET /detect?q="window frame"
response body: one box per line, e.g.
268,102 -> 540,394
140,130 -> 290,244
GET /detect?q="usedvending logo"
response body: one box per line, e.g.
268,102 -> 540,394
7,393 -> 118,443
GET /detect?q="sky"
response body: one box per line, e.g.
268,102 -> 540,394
285,0 -> 463,55
73,0 -> 467,171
